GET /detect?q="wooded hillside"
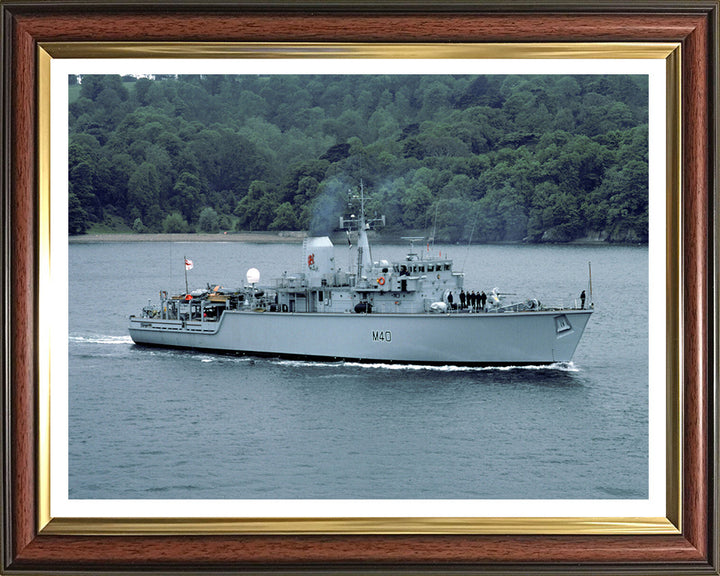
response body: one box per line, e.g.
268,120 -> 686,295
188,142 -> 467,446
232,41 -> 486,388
69,74 -> 648,242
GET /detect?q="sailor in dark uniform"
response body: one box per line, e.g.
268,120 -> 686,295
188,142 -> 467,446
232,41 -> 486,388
459,290 -> 466,309
480,291 -> 487,311
580,290 -> 586,309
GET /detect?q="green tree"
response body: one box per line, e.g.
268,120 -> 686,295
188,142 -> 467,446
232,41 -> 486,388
133,77 -> 153,106
132,218 -> 148,233
68,74 -> 648,242
234,181 -> 279,230
171,171 -> 202,222
162,212 -> 189,233
218,214 -> 232,230
539,191 -> 582,241
400,183 -> 432,228
128,162 -> 161,227
69,160 -> 98,220
68,192 -> 90,235
269,202 -> 299,230
430,198 -> 476,242
198,207 -> 220,233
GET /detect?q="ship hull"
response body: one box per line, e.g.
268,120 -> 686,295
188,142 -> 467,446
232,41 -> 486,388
129,309 -> 592,366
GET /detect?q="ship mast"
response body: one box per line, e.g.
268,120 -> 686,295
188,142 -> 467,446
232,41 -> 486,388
339,181 -> 384,279
356,181 -> 372,278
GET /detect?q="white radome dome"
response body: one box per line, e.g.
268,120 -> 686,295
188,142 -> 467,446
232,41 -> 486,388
246,268 -> 260,284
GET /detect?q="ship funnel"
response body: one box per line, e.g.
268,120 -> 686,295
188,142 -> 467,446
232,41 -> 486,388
304,237 -> 335,287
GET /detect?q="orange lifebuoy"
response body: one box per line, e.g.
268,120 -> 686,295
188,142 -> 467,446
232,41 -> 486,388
185,294 -> 193,301
307,254 -> 315,267
377,277 -> 385,286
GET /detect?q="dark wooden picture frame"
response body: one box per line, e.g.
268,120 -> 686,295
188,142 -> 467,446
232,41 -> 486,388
2,1 -> 717,573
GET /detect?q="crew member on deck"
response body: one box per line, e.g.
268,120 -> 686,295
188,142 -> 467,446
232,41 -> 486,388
580,290 -> 586,309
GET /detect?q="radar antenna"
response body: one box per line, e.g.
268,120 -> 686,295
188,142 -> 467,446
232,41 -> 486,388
401,236 -> 425,261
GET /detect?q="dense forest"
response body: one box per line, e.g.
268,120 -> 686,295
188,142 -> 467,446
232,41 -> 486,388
68,73 -> 648,243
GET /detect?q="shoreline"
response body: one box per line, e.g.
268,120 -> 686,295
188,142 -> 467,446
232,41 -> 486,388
69,232 -> 645,246
69,232 -> 308,244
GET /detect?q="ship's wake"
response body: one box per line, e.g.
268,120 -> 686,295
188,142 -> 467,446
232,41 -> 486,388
275,359 -> 580,373
69,334 -> 134,345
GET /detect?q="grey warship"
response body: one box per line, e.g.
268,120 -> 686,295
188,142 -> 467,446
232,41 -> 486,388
129,188 -> 593,366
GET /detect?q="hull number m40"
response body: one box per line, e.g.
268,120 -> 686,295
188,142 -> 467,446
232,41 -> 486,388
372,330 -> 392,342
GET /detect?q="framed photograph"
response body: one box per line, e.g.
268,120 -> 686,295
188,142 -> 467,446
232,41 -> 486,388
2,1 -> 717,574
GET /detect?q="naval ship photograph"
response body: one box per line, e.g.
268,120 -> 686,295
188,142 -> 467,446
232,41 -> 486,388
128,182 -> 594,366
68,72 -> 651,502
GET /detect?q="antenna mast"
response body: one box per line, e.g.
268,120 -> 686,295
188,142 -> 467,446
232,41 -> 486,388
429,204 -> 438,251
338,181 -> 384,278
462,216 -> 478,272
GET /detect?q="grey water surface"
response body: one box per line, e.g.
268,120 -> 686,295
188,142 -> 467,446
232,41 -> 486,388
68,241 -> 648,499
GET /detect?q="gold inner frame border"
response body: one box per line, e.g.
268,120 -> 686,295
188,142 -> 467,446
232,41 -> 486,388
37,41 -> 682,536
